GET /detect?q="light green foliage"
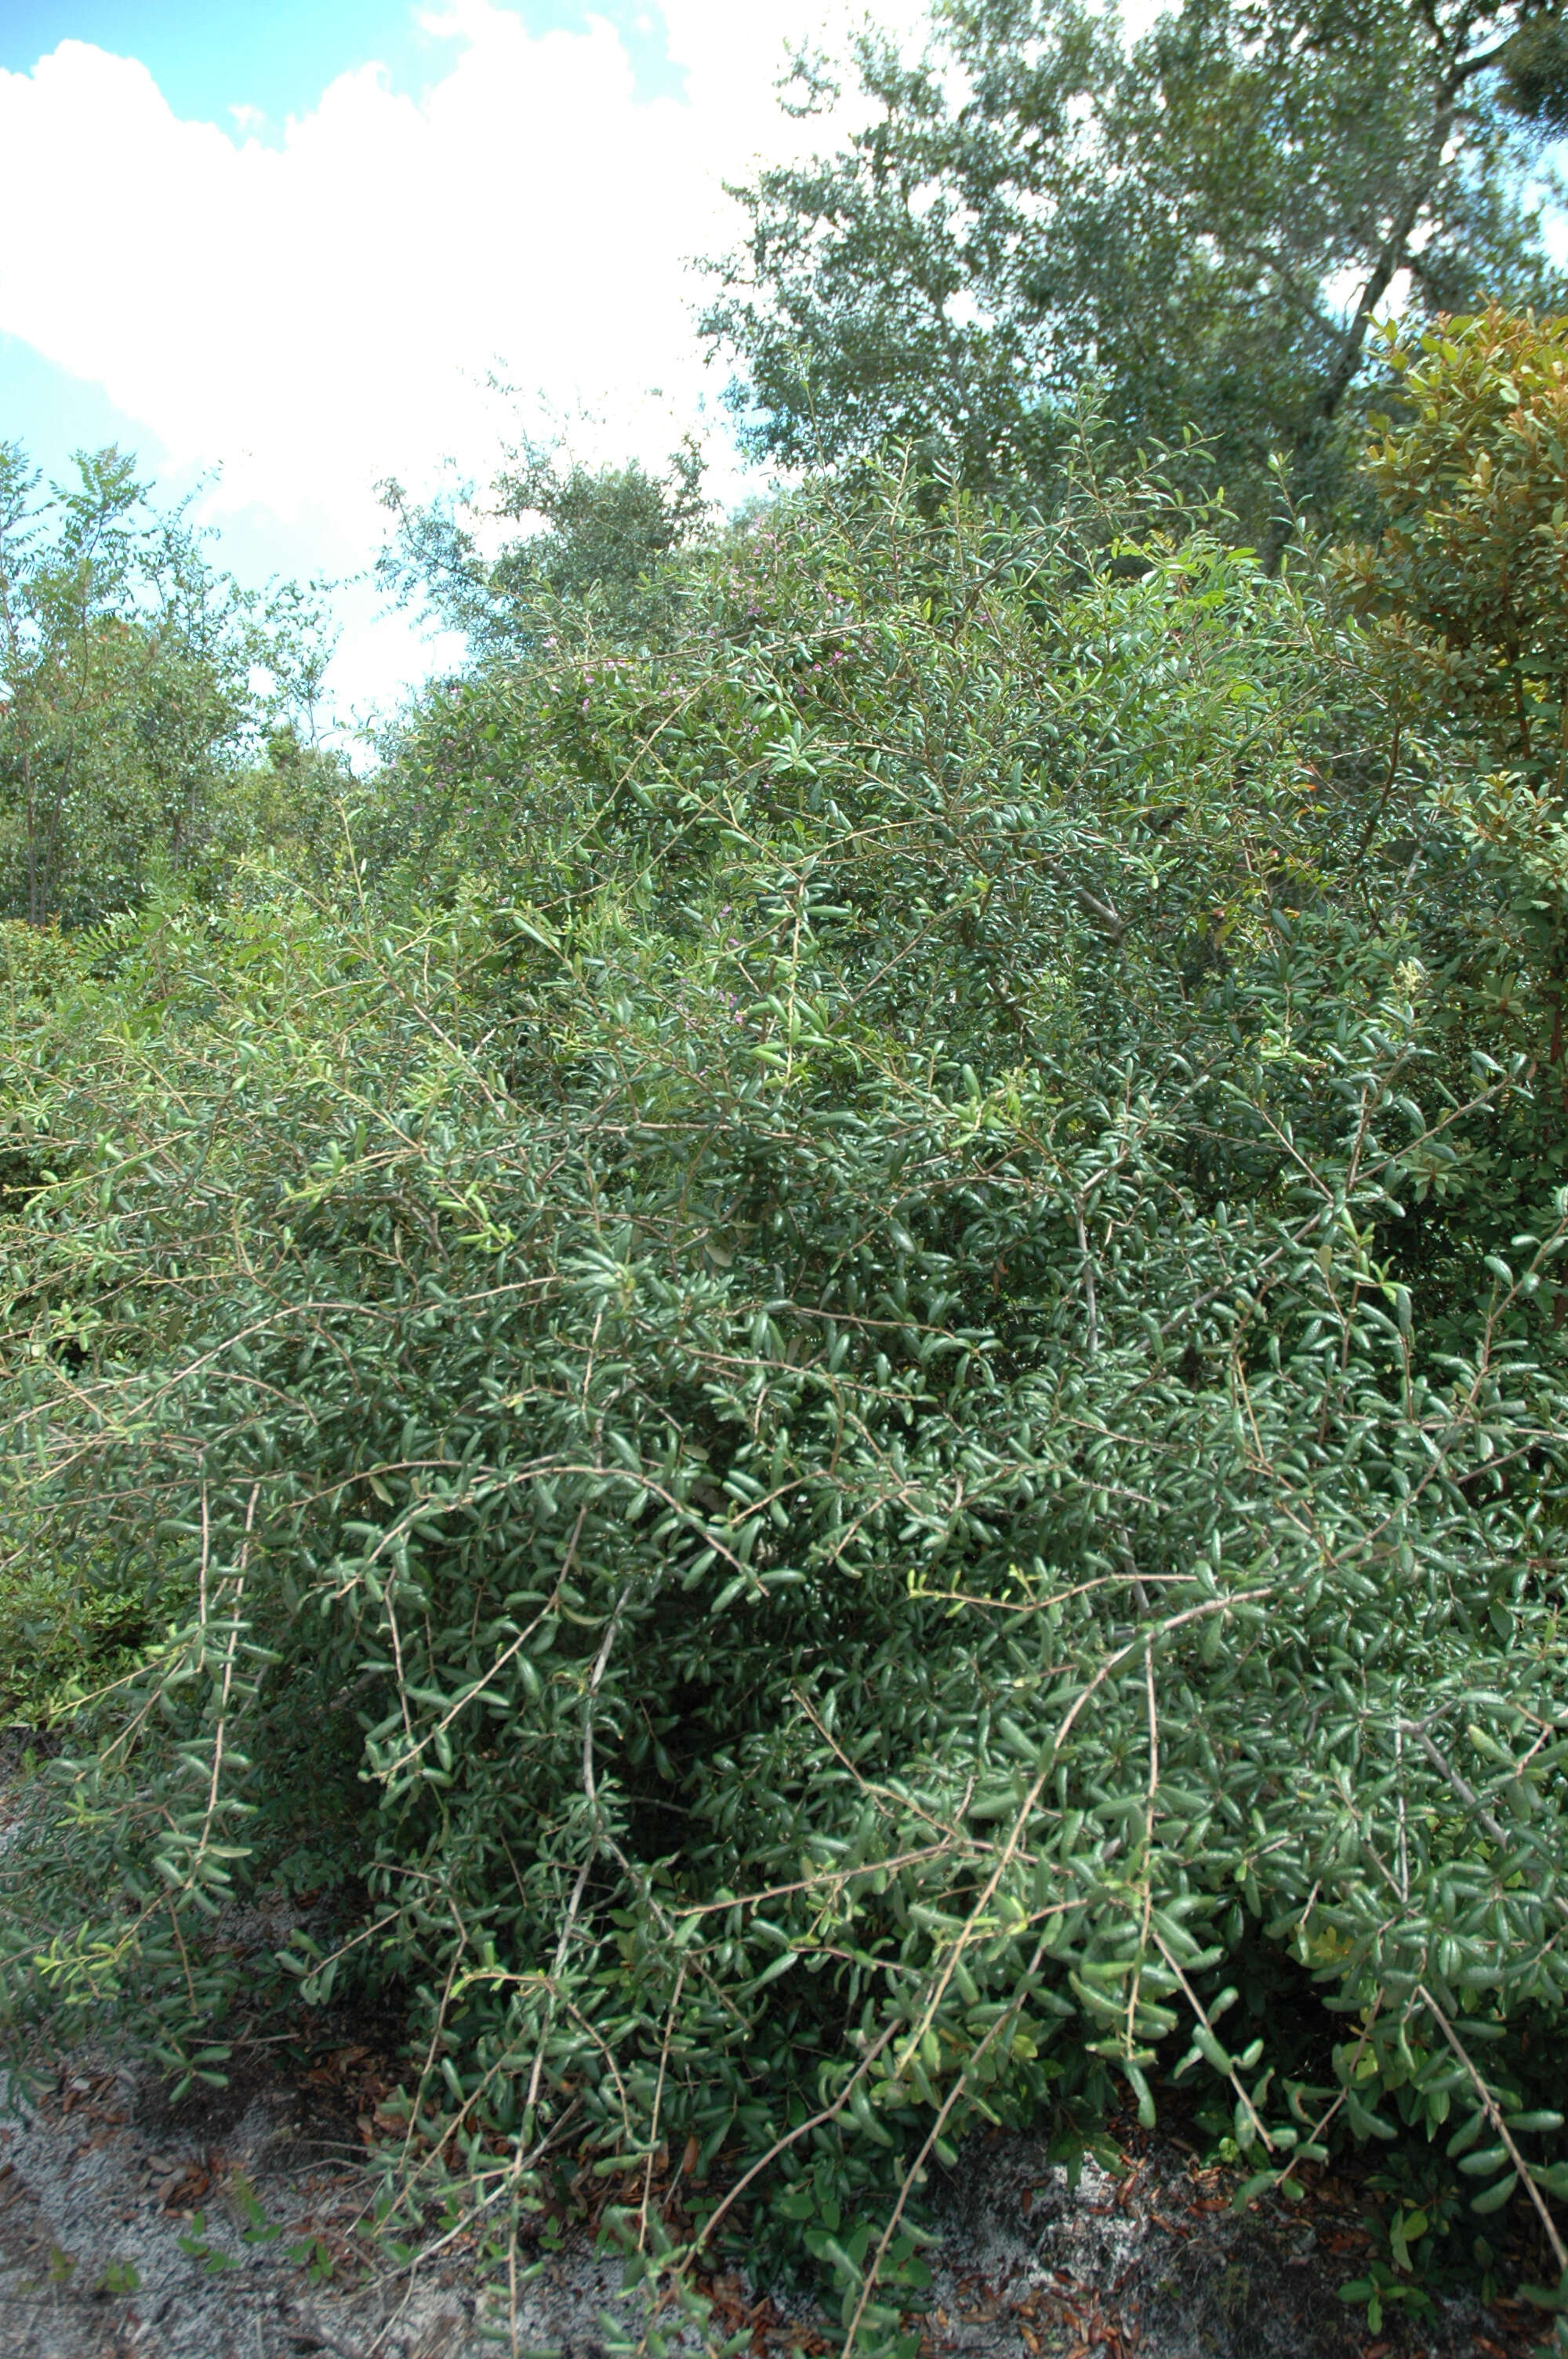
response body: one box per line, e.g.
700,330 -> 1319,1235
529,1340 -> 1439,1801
1348,305 -> 1568,781
0,1547 -> 164,1726
0,915 -> 78,996
1343,307 -> 1568,1289
703,0 -> 1566,541
5,453 -> 1568,2333
0,442 -> 337,924
377,437 -> 709,659
222,723 -> 358,893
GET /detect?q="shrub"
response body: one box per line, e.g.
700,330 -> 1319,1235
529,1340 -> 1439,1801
4,463 -> 1568,2341
1345,305 -> 1568,1341
1347,306 -> 1568,789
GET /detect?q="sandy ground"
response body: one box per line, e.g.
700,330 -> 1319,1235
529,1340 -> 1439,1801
0,1735 -> 1529,2359
0,2045 -> 1522,2359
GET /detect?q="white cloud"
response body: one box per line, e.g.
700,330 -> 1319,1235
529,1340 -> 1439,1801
0,2 -> 931,719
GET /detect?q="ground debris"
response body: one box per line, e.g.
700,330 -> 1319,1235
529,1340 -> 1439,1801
922,2125 -> 1527,2359
0,2065 -> 1536,2359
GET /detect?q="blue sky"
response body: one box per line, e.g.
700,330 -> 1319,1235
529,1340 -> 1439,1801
0,1 -> 688,124
0,1 -> 916,732
2,325 -> 153,489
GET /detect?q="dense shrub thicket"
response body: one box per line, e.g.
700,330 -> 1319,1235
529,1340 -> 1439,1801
5,334 -> 1568,2343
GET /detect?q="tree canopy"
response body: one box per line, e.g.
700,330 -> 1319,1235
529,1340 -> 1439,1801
703,0 -> 1568,543
377,436 -> 710,659
0,443 -> 337,925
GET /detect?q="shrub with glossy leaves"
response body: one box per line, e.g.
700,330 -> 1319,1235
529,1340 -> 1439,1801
5,462 -> 1568,2343
1345,306 -> 1568,1342
1348,306 -> 1568,787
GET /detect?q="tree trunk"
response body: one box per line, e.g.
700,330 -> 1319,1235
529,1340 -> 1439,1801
1256,18 -> 1514,573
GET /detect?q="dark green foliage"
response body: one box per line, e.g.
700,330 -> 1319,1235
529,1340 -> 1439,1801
1498,5 -> 1568,128
5,452 -> 1568,2335
702,0 -> 1566,543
